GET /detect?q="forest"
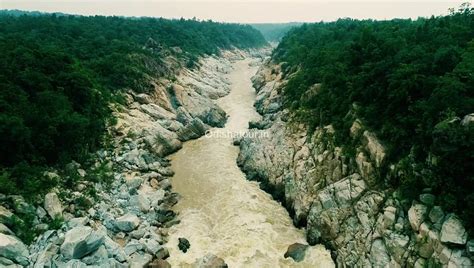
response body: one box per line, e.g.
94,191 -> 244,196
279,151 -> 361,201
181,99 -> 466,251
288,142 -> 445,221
274,6 -> 474,228
0,13 -> 267,196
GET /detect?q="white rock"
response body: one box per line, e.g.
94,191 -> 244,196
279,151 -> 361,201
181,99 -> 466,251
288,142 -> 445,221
67,217 -> 89,228
385,233 -> 409,264
408,203 -> 427,231
137,193 -> 151,212
369,239 -> 390,267
44,192 -> 63,219
0,233 -> 29,266
36,206 -> 47,219
115,213 -> 140,232
363,131 -> 386,167
440,214 -> 467,245
77,169 -> 86,177
126,177 -> 144,190
60,226 -> 105,259
103,236 -> 127,262
383,206 -> 397,228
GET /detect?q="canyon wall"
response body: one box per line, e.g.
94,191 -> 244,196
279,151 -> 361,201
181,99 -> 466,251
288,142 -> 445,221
0,50 -> 252,267
237,60 -> 473,267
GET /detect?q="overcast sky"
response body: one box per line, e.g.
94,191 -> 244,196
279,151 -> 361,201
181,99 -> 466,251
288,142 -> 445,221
1,0 -> 471,23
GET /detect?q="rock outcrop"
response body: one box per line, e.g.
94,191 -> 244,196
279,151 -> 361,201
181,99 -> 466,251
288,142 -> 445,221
0,50 -> 253,267
284,243 -> 309,262
0,233 -> 29,266
60,226 -> 105,260
43,192 -> 63,219
238,59 -> 472,267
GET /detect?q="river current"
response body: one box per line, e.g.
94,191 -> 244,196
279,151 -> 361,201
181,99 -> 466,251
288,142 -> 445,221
166,58 -> 334,267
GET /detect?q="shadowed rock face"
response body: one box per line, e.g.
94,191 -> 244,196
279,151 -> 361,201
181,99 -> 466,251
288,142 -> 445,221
238,60 -> 473,267
284,243 -> 309,262
60,226 -> 105,259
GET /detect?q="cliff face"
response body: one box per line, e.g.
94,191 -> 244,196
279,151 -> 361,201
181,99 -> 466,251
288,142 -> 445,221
237,60 -> 473,267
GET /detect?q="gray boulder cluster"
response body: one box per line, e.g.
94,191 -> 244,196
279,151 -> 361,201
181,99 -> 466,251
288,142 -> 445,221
0,51 -> 242,267
237,60 -> 473,267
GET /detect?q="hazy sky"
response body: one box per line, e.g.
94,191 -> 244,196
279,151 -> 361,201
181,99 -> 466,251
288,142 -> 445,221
1,0 -> 471,23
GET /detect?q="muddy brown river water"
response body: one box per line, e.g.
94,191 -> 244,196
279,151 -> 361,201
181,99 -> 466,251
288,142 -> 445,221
167,58 -> 334,267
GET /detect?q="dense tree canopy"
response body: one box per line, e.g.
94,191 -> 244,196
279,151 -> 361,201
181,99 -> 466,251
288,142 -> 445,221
274,7 -> 474,227
0,13 -> 266,195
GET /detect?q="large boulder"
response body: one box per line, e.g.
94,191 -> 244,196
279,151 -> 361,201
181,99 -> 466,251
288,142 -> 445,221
0,233 -> 29,266
284,243 -> 309,262
177,118 -> 208,141
193,254 -> 228,268
115,213 -> 140,232
461,113 -> 474,126
369,239 -> 390,267
440,214 -> 467,245
44,192 -> 63,219
178,237 -> 190,253
60,226 -> 105,259
137,193 -> 151,212
408,203 -> 427,231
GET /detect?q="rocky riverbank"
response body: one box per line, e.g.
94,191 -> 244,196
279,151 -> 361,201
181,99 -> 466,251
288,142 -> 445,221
0,49 -> 256,267
237,59 -> 473,267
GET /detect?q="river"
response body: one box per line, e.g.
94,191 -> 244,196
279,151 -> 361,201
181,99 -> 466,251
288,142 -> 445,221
166,58 -> 334,267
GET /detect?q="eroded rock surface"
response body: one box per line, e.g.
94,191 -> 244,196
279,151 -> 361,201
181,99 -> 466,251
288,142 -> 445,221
1,50 -> 251,267
238,59 -> 472,267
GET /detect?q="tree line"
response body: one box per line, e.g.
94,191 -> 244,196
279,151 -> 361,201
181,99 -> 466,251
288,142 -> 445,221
274,6 -> 474,229
0,12 -> 267,196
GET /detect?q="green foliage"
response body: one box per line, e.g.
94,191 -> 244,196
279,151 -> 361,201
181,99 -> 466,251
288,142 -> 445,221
0,13 -> 266,197
0,164 -> 58,198
48,216 -> 64,230
7,212 -> 38,244
275,7 -> 474,227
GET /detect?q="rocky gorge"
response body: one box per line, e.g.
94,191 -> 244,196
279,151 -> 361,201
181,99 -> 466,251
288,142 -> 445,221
0,49 -> 256,267
237,59 -> 474,267
0,47 -> 471,268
